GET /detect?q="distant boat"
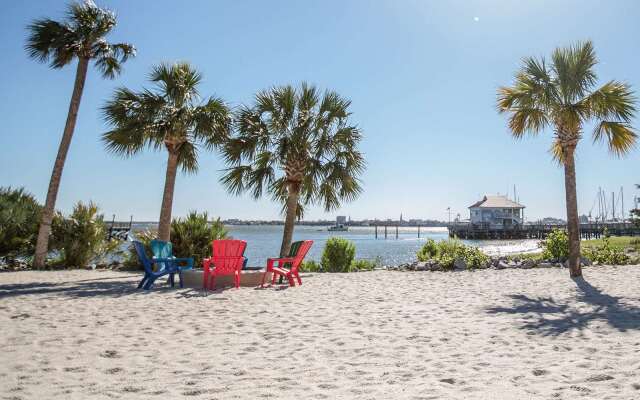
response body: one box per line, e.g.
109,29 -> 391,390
328,224 -> 349,232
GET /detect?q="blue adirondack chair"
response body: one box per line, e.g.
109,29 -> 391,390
150,239 -> 193,272
132,240 -> 193,290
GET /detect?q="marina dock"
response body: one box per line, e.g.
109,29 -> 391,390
447,222 -> 640,240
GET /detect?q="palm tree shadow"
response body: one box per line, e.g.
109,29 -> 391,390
486,277 -> 640,336
0,275 -> 178,299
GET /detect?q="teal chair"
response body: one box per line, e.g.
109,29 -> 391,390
133,240 -> 193,290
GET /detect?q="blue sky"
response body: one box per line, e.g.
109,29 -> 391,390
1,0 -> 639,222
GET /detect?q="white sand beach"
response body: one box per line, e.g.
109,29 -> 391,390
2,267 -> 640,399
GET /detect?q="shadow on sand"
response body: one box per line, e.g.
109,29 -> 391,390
486,277 -> 640,335
0,274 -> 177,299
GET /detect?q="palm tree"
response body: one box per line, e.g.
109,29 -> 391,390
497,41 -> 636,277
27,0 -> 135,268
221,83 -> 365,257
102,62 -> 231,241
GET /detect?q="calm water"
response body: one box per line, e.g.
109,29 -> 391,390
131,225 -> 540,267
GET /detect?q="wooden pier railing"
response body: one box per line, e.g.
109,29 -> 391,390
106,215 -> 133,240
447,222 -> 639,240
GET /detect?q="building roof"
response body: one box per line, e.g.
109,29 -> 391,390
468,195 -> 525,209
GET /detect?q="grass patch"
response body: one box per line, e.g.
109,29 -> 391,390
582,236 -> 639,251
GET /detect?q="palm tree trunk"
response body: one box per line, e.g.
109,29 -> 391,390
563,145 -> 582,277
158,150 -> 179,241
33,57 -> 90,269
280,182 -> 300,257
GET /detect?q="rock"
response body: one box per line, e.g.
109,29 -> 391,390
521,260 -> 536,269
430,263 -> 443,272
415,262 -> 428,272
580,257 -> 592,266
454,258 -> 466,270
496,261 -> 510,269
537,262 -> 554,268
401,263 -> 413,271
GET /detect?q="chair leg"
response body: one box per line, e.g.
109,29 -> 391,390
288,274 -> 295,287
271,271 -> 277,285
144,277 -> 155,290
137,275 -> 148,289
260,271 -> 267,287
235,273 -> 239,289
296,272 -> 302,286
178,270 -> 184,288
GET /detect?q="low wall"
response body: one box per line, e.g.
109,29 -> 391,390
181,269 -> 271,289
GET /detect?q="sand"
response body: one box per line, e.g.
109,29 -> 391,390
1,266 -> 640,399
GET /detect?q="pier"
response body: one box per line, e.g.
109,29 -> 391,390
106,215 -> 133,240
447,222 -> 640,240
372,223 -> 425,239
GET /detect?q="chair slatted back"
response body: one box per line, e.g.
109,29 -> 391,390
150,239 -> 172,273
288,240 -> 313,275
211,240 -> 247,275
132,241 -> 153,274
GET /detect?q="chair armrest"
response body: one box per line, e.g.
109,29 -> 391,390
173,257 -> 194,269
151,257 -> 175,263
266,257 -> 295,269
267,257 -> 295,263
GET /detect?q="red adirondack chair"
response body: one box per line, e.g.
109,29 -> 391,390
261,240 -> 313,287
202,240 -> 247,290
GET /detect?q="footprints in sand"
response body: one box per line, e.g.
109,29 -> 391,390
100,349 -> 121,359
2,268 -> 640,398
532,369 -> 549,376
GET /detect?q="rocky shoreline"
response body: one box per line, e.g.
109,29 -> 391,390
386,256 -> 600,272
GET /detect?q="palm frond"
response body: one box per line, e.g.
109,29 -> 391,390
176,142 -> 199,174
550,139 -> 565,164
220,166 -> 252,196
507,108 -> 549,137
551,40 -> 597,103
583,80 -> 636,121
150,62 -> 201,106
593,121 -> 637,157
25,18 -> 78,68
93,41 -> 136,79
191,97 -> 231,149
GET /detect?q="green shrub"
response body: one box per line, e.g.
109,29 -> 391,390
350,258 -> 378,271
583,236 -> 630,265
540,229 -> 569,260
416,239 -> 438,261
50,201 -> 110,268
438,254 -> 456,271
417,238 -> 489,270
321,237 -> 356,272
170,211 -> 228,266
300,260 -> 322,272
462,246 -> 491,269
0,187 -> 42,259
